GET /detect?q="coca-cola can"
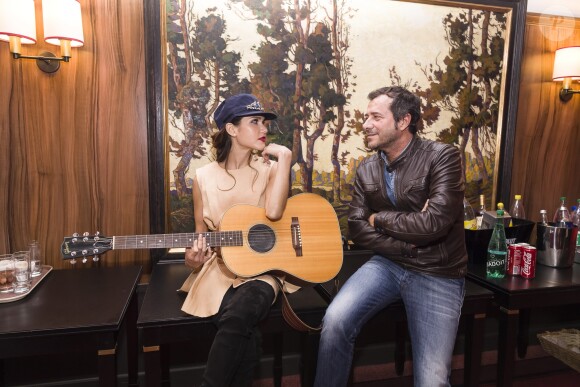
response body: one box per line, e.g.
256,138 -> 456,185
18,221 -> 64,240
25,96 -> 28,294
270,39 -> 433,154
521,245 -> 537,279
507,244 -> 523,276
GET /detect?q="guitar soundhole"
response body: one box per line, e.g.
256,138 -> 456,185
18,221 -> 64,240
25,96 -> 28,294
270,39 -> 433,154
248,224 -> 275,253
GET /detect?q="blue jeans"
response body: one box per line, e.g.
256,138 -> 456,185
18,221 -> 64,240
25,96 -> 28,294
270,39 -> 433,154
314,255 -> 465,387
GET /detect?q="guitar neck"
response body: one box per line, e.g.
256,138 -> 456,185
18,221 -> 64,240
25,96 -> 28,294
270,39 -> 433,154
112,231 -> 243,250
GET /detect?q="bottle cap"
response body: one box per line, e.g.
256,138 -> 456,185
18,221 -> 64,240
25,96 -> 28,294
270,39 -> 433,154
540,209 -> 547,214
497,202 -> 504,210
515,194 -> 522,200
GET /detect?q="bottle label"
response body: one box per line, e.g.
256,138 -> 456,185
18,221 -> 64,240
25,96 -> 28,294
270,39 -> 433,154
487,250 -> 507,278
487,255 -> 506,267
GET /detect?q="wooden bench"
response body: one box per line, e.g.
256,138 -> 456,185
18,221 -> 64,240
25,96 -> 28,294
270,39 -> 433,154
137,262 -> 328,387
138,251 -> 493,387
318,250 -> 494,387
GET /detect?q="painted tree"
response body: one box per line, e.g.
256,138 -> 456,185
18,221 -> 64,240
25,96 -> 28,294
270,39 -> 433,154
231,0 -> 312,189
233,0 -> 349,193
418,9 -> 505,187
299,22 -> 345,192
326,0 -> 355,204
166,0 -> 249,198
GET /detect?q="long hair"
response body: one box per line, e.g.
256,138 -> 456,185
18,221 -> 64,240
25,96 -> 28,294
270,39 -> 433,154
211,116 -> 257,191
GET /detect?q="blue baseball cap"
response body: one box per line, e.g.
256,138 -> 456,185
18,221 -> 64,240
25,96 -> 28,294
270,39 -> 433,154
213,94 -> 277,129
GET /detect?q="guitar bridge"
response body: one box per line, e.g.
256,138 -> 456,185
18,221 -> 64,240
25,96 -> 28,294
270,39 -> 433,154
291,217 -> 303,257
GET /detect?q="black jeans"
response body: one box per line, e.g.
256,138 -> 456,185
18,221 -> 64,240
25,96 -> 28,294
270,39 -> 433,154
201,280 -> 275,387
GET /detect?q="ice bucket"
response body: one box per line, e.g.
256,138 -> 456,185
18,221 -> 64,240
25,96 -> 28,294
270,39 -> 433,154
536,223 -> 578,268
464,218 -> 535,264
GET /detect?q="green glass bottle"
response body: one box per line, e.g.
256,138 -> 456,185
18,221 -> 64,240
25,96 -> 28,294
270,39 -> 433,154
486,209 -> 507,278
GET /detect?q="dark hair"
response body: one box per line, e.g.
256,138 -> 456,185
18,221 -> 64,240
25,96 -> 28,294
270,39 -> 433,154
210,116 -> 257,191
211,116 -> 241,163
367,86 -> 421,134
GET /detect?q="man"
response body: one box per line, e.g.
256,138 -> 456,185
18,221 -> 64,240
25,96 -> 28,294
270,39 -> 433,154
314,86 -> 467,387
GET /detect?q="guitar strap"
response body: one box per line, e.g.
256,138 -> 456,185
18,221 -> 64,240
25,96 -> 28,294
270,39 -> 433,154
275,278 -> 322,333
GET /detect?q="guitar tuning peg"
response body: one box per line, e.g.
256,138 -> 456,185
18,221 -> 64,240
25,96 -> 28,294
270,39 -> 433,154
92,255 -> 99,262
70,259 -> 77,265
82,257 -> 88,264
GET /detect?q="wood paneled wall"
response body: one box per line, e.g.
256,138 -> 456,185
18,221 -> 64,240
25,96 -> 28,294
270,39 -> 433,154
511,14 -> 580,224
0,0 -> 151,274
1,3 -> 579,276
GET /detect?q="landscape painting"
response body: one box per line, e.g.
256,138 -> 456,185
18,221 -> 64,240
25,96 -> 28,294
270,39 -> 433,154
158,0 -> 519,239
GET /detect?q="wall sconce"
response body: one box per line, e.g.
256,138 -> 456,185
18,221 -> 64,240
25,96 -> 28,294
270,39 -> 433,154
0,0 -> 84,73
553,46 -> 580,102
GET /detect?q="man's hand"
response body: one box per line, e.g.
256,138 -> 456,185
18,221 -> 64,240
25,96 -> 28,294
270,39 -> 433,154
368,213 -> 376,227
369,199 -> 428,228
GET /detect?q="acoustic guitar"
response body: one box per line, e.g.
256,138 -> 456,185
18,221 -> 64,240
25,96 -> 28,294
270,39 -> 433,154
61,193 -> 344,283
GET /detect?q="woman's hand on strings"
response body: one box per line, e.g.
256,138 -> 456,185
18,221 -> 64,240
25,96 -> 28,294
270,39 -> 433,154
185,234 -> 213,269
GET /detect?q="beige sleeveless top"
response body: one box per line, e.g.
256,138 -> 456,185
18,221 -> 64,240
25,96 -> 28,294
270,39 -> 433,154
180,157 -> 298,317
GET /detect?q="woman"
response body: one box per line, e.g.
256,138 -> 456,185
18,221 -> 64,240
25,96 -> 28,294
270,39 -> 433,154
180,93 -> 295,386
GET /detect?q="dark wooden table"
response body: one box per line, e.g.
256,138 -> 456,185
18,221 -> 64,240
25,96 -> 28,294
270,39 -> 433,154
137,262 -> 329,387
319,250 -> 493,387
467,262 -> 580,386
0,266 -> 142,387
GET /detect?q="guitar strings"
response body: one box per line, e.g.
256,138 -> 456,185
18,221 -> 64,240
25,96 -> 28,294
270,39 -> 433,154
113,231 -> 302,246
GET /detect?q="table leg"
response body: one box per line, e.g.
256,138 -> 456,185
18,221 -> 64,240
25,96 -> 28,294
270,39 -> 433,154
98,346 -> 118,387
497,307 -> 519,387
517,309 -> 531,358
126,291 -> 139,387
395,320 -> 407,375
300,332 -> 320,387
273,333 -> 283,387
161,344 -> 171,386
143,345 -> 162,387
464,313 -> 486,387
0,358 -> 5,387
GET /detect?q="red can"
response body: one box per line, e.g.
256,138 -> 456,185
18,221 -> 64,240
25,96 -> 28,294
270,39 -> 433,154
521,245 -> 537,279
507,244 -> 523,276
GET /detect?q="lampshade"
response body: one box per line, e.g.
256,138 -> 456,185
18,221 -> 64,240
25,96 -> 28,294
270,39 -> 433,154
43,0 -> 84,47
552,46 -> 580,81
0,0 -> 37,44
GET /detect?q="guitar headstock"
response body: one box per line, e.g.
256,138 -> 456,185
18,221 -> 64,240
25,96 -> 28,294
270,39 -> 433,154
61,232 -> 113,264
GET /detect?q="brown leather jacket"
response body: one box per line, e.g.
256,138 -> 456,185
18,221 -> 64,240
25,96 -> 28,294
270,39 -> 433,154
348,136 -> 467,278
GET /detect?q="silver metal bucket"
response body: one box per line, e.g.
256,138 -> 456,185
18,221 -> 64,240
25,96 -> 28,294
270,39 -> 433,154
536,223 -> 579,268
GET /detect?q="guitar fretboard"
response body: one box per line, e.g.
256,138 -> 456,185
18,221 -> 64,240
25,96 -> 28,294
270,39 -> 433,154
112,231 -> 244,249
